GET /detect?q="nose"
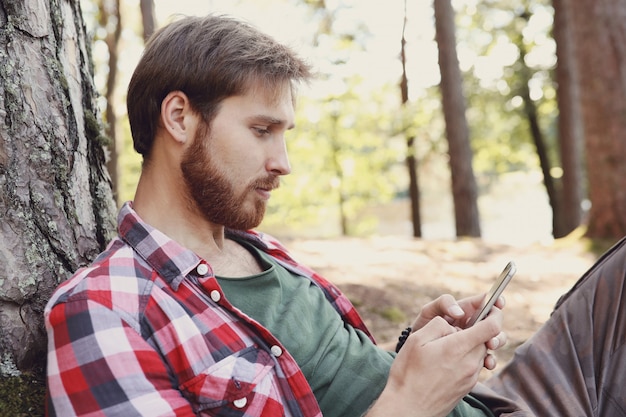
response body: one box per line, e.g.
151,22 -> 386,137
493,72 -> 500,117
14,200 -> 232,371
267,137 -> 291,176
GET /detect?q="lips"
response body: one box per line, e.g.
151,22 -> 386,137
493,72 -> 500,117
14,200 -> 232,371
253,177 -> 280,200
254,177 -> 280,192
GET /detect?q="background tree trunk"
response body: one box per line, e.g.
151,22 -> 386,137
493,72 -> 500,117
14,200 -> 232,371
0,0 -> 116,414
433,0 -> 481,237
567,0 -> 626,240
99,0 -> 121,204
512,20 -> 564,238
553,0 -> 585,236
401,0 -> 422,238
140,0 -> 156,41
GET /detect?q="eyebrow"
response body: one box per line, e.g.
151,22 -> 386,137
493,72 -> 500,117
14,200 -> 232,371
248,114 -> 295,130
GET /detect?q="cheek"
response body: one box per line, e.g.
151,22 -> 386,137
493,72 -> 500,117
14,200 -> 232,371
223,144 -> 265,175
208,124 -> 266,174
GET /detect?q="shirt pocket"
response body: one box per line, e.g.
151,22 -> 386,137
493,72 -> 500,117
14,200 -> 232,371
179,346 -> 284,415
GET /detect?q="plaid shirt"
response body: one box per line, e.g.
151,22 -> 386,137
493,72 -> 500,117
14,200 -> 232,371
45,202 -> 374,416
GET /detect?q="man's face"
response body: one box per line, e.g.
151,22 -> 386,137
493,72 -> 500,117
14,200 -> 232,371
180,82 -> 295,230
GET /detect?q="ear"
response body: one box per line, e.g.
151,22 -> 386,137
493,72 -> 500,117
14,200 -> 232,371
160,91 -> 194,145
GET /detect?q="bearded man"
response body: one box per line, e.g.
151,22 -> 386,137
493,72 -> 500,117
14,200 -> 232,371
45,14 -> 626,417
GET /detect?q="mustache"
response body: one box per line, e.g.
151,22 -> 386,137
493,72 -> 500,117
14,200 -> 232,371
252,176 -> 280,191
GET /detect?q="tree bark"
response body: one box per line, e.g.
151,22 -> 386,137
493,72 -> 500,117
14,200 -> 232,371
433,0 -> 481,237
140,0 -> 156,42
99,0 -> 121,204
0,0 -> 116,412
553,0 -> 585,236
568,0 -> 626,239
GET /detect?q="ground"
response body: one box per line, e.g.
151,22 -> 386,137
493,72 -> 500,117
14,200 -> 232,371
282,234 -> 600,379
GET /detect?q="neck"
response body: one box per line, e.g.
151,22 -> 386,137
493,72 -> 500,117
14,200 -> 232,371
133,165 -> 227,257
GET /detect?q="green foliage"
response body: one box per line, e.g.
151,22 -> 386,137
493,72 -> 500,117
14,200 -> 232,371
263,81 -> 403,236
453,0 -> 558,183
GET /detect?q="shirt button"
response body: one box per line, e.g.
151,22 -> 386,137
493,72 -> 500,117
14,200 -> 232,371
270,345 -> 283,357
196,263 -> 209,276
210,290 -> 221,302
233,397 -> 247,408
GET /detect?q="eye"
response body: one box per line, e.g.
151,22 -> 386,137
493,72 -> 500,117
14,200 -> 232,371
253,127 -> 270,136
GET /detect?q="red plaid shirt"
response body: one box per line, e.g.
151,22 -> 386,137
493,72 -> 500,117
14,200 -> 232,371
45,202 -> 374,416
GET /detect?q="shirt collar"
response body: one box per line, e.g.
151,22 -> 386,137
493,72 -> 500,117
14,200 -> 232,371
117,201 -> 201,290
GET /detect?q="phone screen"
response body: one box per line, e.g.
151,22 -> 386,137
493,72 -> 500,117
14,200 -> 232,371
466,261 -> 516,327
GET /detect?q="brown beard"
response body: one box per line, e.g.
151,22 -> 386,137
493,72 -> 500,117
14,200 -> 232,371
180,122 -> 279,230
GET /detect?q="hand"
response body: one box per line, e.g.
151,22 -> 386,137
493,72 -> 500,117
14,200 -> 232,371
411,294 -> 469,331
367,307 -> 504,417
412,293 -> 505,328
460,294 -> 507,370
413,292 -> 506,331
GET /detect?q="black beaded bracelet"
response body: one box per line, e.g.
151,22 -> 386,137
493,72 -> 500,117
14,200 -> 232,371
395,326 -> 412,353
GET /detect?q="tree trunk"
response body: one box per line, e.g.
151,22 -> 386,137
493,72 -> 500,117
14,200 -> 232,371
329,109 -> 349,236
401,0 -> 422,238
553,0 -> 585,236
433,0 -> 481,238
140,0 -> 156,41
568,0 -> 626,240
513,23 -> 564,238
0,0 -> 116,413
99,0 -> 121,204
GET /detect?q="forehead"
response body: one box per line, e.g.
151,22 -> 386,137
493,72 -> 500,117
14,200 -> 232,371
214,80 -> 296,126
245,78 -> 295,107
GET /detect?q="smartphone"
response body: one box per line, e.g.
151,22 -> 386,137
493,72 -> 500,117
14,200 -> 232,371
466,261 -> 516,327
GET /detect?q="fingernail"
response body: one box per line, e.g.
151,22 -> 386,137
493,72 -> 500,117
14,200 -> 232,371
491,337 -> 499,348
451,305 -> 464,316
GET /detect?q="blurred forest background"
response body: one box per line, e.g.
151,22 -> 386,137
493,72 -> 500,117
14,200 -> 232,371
1,0 -> 626,415
97,0 -> 566,242
87,0 -> 625,244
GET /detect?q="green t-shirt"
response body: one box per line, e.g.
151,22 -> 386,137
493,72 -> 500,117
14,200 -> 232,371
217,240 -> 493,417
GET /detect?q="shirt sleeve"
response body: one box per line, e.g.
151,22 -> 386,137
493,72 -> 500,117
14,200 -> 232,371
45,298 -> 196,417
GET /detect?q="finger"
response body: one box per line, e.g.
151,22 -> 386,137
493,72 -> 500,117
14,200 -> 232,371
461,313 -> 502,348
484,353 -> 497,370
409,316 -> 458,346
494,295 -> 506,309
413,295 -> 465,330
486,331 -> 507,351
423,294 -> 464,319
441,295 -> 465,319
458,293 -> 488,312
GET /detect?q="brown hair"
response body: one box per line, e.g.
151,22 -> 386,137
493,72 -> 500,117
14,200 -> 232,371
127,15 -> 313,157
